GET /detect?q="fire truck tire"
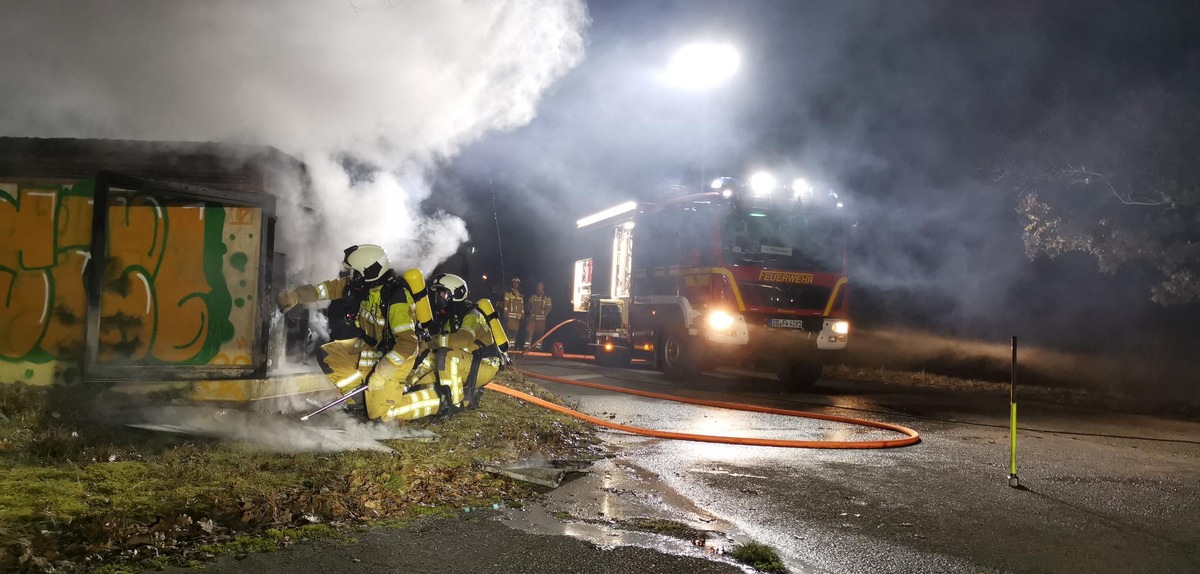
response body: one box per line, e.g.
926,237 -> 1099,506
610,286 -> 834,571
659,328 -> 700,381
778,361 -> 823,391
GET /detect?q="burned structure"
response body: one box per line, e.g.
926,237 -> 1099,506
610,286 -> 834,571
0,137 -> 318,400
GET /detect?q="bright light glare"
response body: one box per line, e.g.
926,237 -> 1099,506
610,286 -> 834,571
791,178 -> 813,201
710,178 -> 724,189
707,310 -> 735,331
749,172 -> 776,196
665,43 -> 740,91
577,201 -> 638,228
833,320 -> 850,334
721,189 -> 733,198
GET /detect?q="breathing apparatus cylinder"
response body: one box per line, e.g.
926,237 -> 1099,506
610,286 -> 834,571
476,298 -> 509,352
402,268 -> 435,332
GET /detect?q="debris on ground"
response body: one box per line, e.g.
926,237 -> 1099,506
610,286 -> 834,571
480,456 -> 593,488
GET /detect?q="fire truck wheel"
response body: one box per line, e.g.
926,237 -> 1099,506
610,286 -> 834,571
659,328 -> 700,381
778,361 -> 823,391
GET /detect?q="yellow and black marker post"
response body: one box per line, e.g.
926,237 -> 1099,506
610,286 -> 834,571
1008,336 -> 1020,488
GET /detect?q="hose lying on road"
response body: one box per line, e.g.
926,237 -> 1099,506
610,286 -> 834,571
484,368 -> 921,449
477,372 -> 916,449
491,318 -> 920,448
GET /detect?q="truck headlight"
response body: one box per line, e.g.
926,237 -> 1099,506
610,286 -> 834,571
749,172 -> 776,196
832,320 -> 849,334
707,310 -> 735,331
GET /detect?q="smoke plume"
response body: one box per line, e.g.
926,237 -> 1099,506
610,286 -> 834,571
1,0 -> 588,281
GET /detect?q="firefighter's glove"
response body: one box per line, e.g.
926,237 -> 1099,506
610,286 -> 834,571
416,326 -> 433,343
277,290 -> 300,311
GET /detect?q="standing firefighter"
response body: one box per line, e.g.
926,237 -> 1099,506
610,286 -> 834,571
525,281 -> 553,350
503,277 -> 525,348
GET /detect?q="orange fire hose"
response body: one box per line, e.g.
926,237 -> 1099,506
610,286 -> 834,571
484,368 -> 920,449
493,318 -> 920,448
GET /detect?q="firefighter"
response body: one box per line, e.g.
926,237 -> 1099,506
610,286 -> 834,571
524,281 -> 553,351
503,277 -> 525,349
277,244 -> 444,421
403,273 -> 507,413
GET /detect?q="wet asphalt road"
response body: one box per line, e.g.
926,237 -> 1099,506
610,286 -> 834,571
513,356 -> 1200,574
183,357 -> 1200,574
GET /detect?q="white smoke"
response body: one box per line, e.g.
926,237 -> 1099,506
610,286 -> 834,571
1,0 -> 588,279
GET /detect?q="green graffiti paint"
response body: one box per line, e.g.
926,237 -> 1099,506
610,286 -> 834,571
24,369 -> 34,379
230,252 -> 249,273
229,233 -> 235,240
235,298 -> 245,308
0,180 -> 91,365
190,206 -> 235,364
239,280 -> 248,287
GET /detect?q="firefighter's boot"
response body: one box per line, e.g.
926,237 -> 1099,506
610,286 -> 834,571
342,395 -> 368,420
434,391 -> 461,419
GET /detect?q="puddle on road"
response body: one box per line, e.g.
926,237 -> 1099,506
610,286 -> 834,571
498,455 -> 752,568
687,467 -> 769,479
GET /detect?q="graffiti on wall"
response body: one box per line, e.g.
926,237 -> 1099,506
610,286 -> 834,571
0,180 -> 262,373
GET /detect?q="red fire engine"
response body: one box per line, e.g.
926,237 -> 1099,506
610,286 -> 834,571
571,173 -> 851,388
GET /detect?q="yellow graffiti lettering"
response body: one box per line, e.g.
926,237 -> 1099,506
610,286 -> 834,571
0,187 -> 55,358
0,188 -> 57,271
0,270 -> 50,358
39,250 -> 89,358
0,181 -> 241,367
210,353 -> 252,366
107,195 -> 166,274
152,205 -> 211,361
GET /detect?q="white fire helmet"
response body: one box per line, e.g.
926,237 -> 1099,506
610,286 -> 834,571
429,273 -> 468,306
342,244 -> 391,283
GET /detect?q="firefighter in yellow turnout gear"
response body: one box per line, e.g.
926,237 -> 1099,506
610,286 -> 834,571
525,281 -> 552,350
503,277 -> 525,348
278,246 -> 505,422
404,273 -> 508,414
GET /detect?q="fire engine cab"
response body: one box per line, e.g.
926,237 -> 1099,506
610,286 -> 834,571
572,173 -> 852,389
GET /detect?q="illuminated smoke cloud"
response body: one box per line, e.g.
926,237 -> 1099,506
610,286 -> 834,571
0,0 -> 588,280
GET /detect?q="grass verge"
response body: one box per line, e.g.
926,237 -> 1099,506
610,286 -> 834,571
0,370 -> 599,573
729,541 -> 789,573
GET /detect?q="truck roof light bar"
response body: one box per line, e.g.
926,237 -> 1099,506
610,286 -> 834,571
576,201 -> 638,228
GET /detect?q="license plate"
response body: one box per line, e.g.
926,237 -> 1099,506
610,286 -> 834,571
768,318 -> 805,330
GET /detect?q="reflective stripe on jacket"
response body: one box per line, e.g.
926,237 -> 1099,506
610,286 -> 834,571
503,289 -> 524,320
528,293 -> 552,320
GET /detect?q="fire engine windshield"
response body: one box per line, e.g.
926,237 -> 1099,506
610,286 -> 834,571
721,208 -> 848,272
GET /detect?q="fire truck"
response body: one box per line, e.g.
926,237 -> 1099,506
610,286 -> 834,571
571,172 -> 851,388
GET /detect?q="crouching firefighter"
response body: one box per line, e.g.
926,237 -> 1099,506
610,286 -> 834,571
402,273 -> 511,416
280,248 -> 509,422
278,244 -> 437,421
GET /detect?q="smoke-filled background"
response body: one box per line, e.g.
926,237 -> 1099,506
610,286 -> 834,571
432,0 -> 1200,397
3,1 -> 1198,398
1,0 -> 587,282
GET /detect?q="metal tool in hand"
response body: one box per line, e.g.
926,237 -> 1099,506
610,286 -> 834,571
301,337 -> 394,422
300,384 -> 368,421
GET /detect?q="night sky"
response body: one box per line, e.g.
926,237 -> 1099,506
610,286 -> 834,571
432,0 -> 1200,354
